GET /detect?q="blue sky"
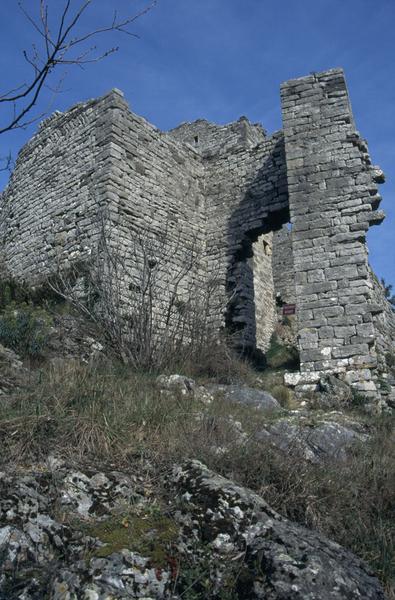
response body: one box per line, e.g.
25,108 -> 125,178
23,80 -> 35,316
0,0 -> 394,284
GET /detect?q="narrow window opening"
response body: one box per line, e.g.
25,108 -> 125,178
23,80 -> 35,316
193,135 -> 199,145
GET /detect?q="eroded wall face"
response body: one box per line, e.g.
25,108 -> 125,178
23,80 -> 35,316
202,132 -> 289,350
253,233 -> 277,351
272,226 -> 296,306
169,118 -> 266,157
0,95 -> 116,281
370,270 -> 395,364
281,69 -> 386,392
97,93 -> 209,332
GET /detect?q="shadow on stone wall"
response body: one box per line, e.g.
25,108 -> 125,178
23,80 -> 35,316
225,135 -> 290,358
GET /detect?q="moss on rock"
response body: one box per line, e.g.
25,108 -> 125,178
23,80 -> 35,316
83,509 -> 179,567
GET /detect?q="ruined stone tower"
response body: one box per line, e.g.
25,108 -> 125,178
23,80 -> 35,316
1,68 -> 394,397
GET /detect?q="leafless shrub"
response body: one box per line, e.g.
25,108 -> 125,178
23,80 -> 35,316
48,216 -> 227,371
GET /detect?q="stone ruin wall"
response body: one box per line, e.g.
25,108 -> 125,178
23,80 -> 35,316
93,91 -> 208,326
370,270 -> 395,364
204,130 -> 289,352
0,90 -> 210,334
169,117 -> 266,158
253,233 -> 277,351
0,67 -> 394,397
0,95 -> 289,353
281,68 -> 393,394
168,118 -> 289,352
0,94 -> 109,282
369,270 -> 395,405
271,226 -> 296,306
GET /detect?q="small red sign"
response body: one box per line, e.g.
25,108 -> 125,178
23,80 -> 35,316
283,304 -> 296,316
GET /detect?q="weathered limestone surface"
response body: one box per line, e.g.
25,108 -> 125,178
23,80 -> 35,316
281,68 -> 391,393
171,460 -> 385,599
0,96 -> 109,280
0,460 -> 386,598
199,131 -> 288,350
0,68 -> 393,395
272,225 -> 296,305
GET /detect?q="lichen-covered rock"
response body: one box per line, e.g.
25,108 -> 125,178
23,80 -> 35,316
53,551 -> 171,599
60,469 -> 143,518
0,460 -> 386,599
207,383 -> 281,412
0,467 -> 173,599
256,414 -> 368,462
170,460 -> 385,599
156,373 -> 196,396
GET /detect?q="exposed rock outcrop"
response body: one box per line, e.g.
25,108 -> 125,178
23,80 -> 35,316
207,383 -> 281,412
0,461 -> 385,599
256,413 -> 369,462
171,460 -> 385,599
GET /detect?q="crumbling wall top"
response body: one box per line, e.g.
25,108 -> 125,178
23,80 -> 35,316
168,117 -> 266,158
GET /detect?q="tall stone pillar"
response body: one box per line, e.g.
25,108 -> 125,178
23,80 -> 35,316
281,69 -> 385,393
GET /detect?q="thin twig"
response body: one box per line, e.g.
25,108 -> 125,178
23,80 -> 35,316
0,0 -> 156,133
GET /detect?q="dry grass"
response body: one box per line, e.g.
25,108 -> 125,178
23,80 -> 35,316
178,339 -> 257,384
0,360 -> 393,594
0,359 -> 263,467
216,424 -> 394,595
254,368 -> 294,407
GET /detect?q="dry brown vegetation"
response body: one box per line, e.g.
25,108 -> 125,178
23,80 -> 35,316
0,359 -> 393,594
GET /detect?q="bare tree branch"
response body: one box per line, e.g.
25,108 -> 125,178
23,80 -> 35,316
0,153 -> 14,173
0,0 -> 156,135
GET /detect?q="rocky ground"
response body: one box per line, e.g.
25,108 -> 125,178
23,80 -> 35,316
0,458 -> 386,599
0,325 -> 393,598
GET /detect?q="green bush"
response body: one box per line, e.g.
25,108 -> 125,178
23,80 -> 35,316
0,280 -> 29,309
269,383 -> 291,406
350,389 -> 369,408
265,334 -> 299,370
0,302 -> 52,358
0,277 -> 65,312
